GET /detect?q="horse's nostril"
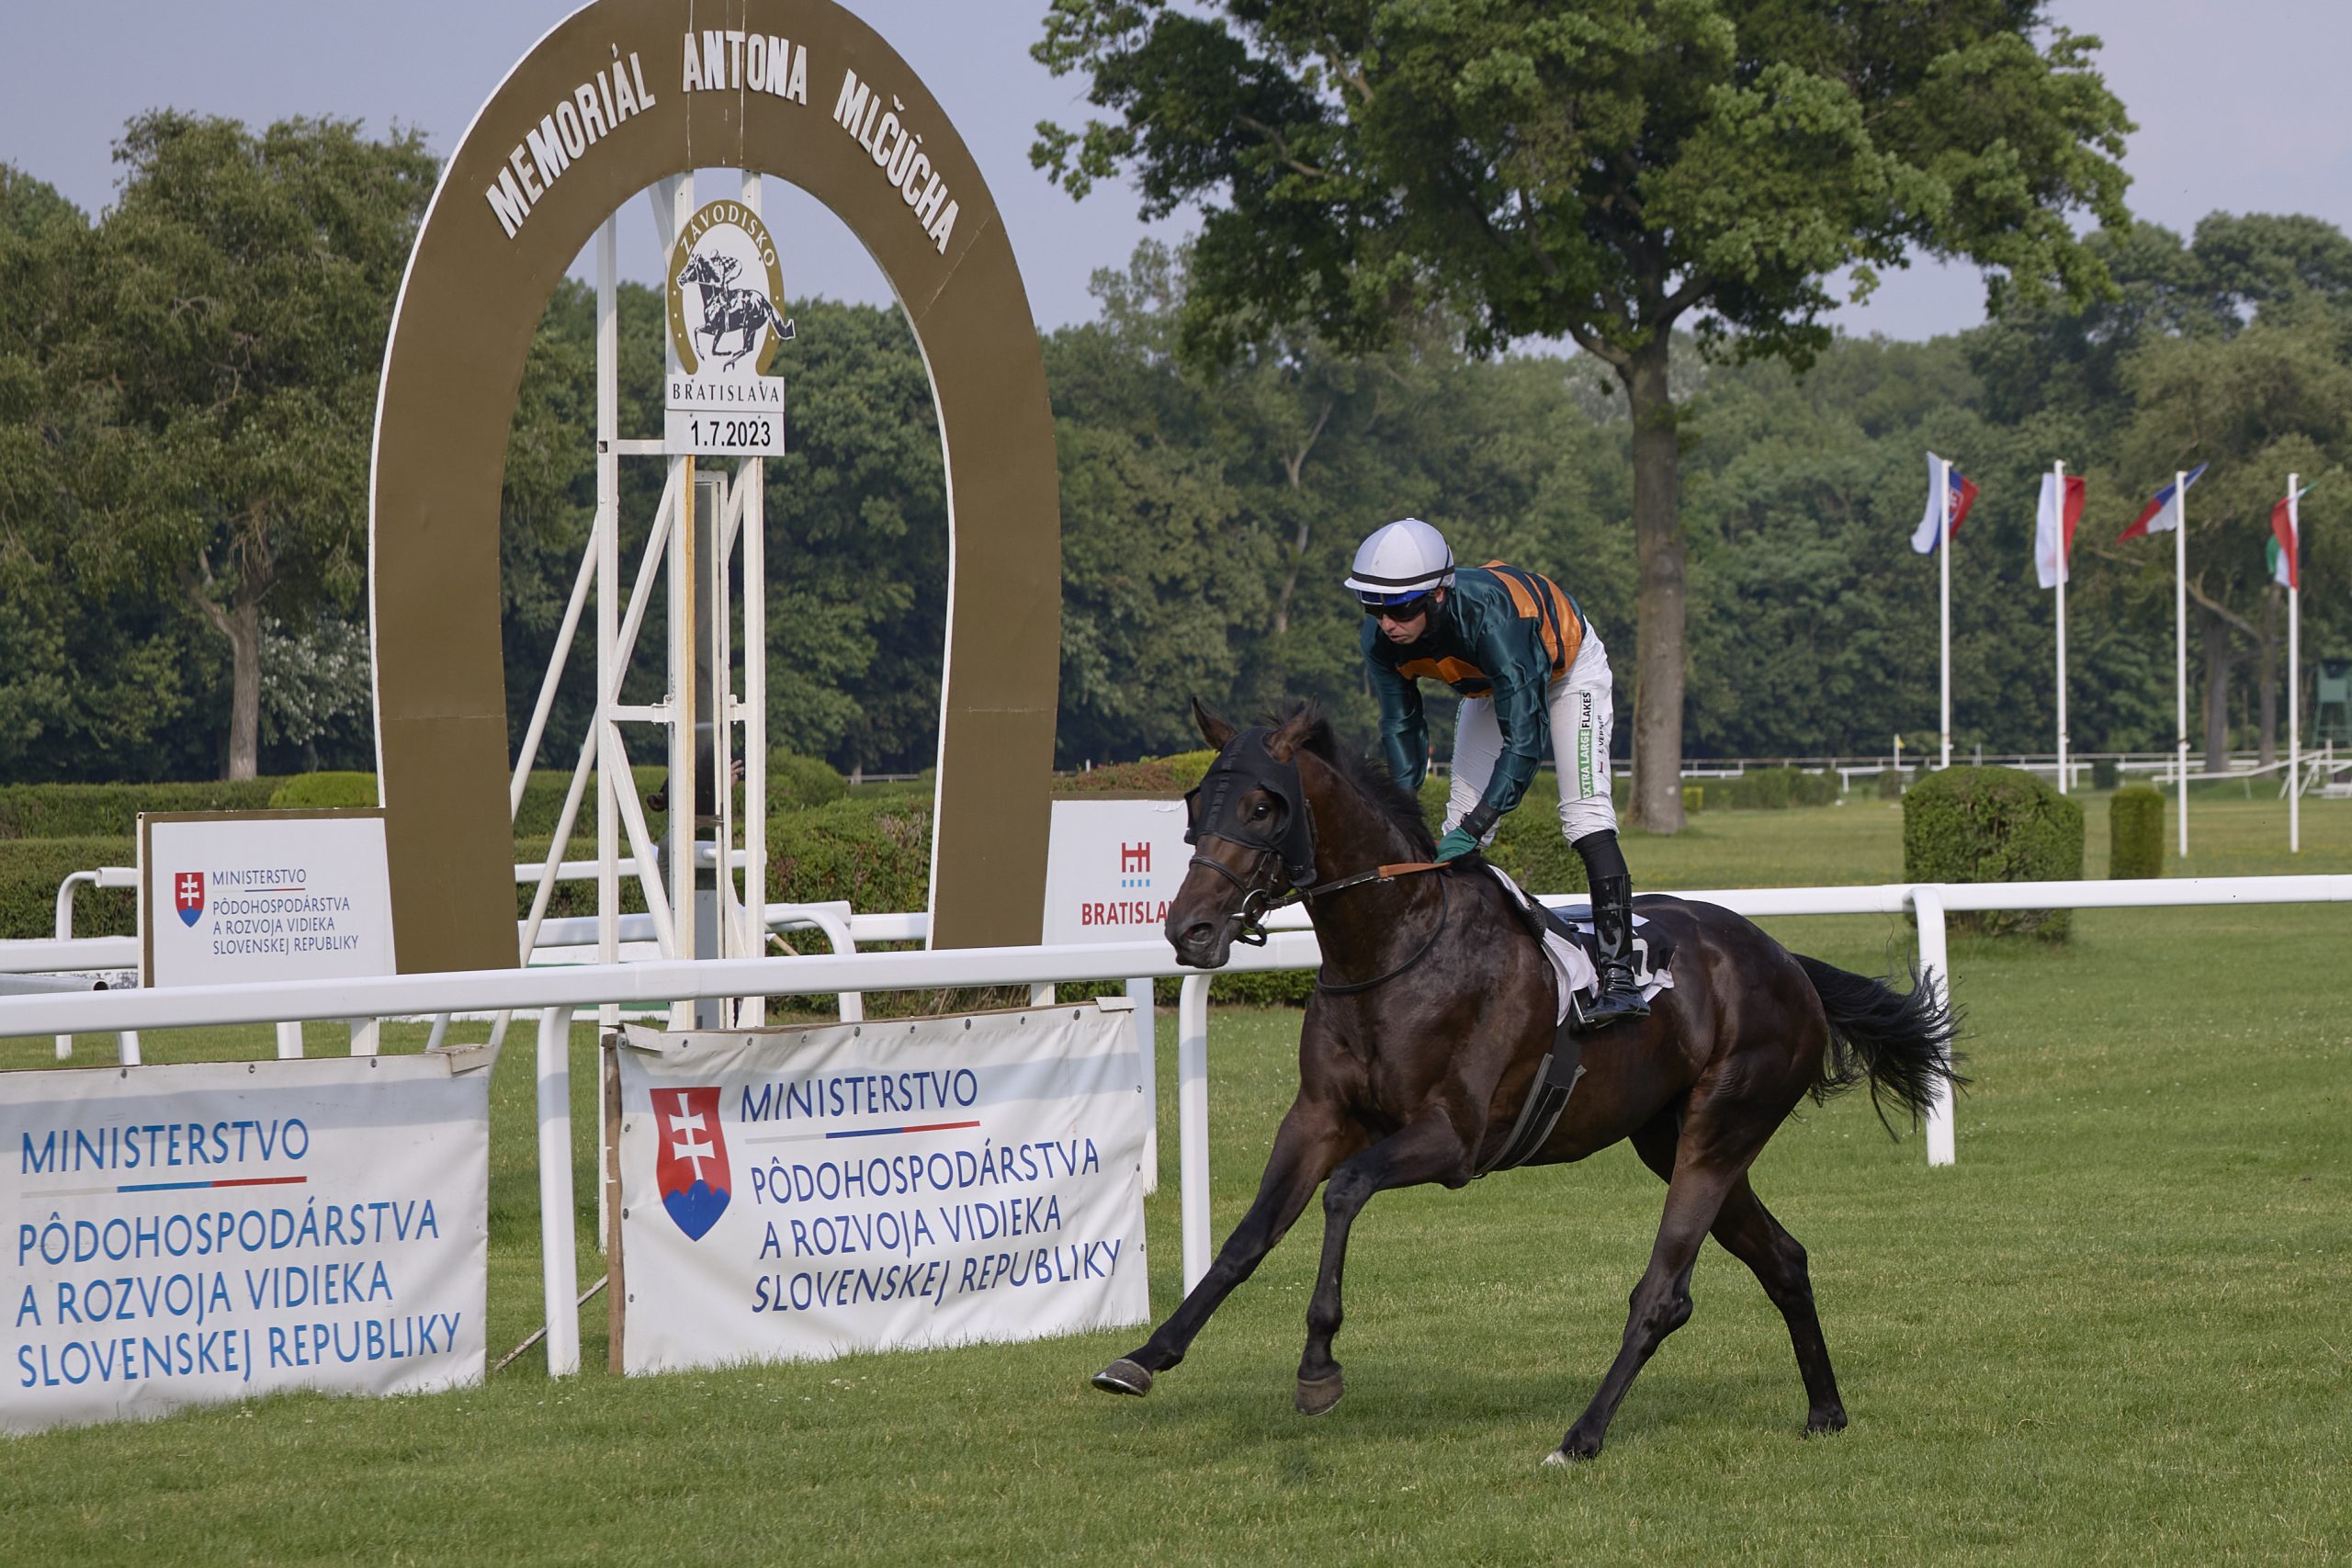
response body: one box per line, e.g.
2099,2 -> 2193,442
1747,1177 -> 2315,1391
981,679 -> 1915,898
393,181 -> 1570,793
1180,922 -> 1216,949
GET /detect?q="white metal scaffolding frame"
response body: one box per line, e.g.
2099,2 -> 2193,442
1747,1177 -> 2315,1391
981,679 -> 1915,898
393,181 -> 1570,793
500,173 -> 775,1043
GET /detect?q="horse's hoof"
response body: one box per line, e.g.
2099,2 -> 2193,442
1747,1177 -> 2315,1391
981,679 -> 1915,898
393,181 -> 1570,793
1295,1371 -> 1344,1416
1805,1407 -> 1849,1438
1091,1359 -> 1153,1397
1542,1448 -> 1580,1468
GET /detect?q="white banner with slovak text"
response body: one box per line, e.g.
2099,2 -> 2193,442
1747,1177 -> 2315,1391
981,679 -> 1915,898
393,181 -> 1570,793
614,1000 -> 1149,1374
1,1051 -> 490,1435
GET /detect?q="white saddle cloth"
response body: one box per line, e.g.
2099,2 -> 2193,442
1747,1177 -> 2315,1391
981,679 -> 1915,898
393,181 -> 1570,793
1482,863 -> 1676,1027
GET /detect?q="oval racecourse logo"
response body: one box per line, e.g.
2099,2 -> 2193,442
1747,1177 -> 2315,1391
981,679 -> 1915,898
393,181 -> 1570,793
665,198 -> 792,377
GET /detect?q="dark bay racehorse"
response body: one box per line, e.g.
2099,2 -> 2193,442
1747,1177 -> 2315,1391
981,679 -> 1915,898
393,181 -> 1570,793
1091,702 -> 1960,1463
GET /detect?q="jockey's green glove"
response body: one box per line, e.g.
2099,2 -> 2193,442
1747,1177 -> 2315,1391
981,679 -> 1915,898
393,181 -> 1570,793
1434,828 -> 1479,863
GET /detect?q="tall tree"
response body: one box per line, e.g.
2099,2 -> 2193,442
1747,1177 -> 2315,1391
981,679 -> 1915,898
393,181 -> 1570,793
55,114 -> 435,779
1035,0 -> 2131,825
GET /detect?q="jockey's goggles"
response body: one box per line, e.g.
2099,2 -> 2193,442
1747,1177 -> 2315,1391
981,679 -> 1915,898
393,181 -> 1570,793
1359,592 -> 1433,619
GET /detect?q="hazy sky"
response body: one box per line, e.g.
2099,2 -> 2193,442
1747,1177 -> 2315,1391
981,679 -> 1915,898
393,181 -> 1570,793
4,1 -> 2347,344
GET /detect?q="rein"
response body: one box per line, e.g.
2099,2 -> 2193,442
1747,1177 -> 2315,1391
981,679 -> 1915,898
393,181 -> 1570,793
1314,873 -> 1452,996
1184,728 -> 1453,991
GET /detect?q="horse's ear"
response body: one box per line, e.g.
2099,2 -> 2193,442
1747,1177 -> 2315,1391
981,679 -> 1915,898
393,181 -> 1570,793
1265,705 -> 1317,763
1192,698 -> 1238,750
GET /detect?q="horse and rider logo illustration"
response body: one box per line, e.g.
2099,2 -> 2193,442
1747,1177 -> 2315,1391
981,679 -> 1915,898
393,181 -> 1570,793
664,198 -> 795,377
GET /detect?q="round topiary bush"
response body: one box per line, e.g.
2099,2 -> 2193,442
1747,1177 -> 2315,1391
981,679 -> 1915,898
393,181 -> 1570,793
1902,766 -> 2084,941
2109,785 -> 2165,879
1877,766 -> 1908,800
767,750 -> 848,809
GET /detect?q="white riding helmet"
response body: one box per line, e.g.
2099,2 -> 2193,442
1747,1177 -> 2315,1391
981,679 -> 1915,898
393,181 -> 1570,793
1345,518 -> 1455,604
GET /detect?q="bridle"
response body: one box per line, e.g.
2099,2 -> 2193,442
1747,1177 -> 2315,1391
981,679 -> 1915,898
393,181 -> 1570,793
1182,729 -> 1448,990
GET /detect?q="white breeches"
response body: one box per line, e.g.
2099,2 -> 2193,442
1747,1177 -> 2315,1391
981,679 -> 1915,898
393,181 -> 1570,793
1444,628 -> 1618,845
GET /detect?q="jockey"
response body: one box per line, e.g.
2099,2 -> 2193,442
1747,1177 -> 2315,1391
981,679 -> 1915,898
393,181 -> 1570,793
1350,517 -> 1647,1024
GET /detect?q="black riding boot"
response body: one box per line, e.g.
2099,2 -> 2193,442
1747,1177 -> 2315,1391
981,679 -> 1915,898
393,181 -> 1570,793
1573,830 -> 1649,1025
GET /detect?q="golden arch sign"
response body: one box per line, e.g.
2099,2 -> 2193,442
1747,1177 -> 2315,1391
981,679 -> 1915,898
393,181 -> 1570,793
370,0 -> 1059,971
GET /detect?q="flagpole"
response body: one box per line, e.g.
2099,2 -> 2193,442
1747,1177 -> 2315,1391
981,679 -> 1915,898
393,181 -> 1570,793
2175,468 -> 2189,858
2054,460 -> 2069,795
1939,457 -> 1952,772
2289,472 -> 2301,854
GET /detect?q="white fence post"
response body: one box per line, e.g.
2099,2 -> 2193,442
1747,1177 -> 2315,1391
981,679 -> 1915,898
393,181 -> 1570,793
1126,976 -> 1159,1195
1177,973 -> 1212,1292
1912,886 -> 1957,1168
52,870 -> 95,1061
536,1006 -> 581,1378
276,1021 -> 303,1059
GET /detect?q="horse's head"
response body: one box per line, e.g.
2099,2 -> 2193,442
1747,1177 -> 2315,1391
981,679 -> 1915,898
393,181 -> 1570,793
675,253 -> 718,289
1166,701 -> 1321,968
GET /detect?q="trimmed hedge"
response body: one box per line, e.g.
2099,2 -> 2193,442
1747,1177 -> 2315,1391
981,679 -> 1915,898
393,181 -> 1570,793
2091,757 -> 2120,792
1878,767 -> 1908,800
0,837 -> 139,939
1902,766 -> 2084,941
0,780 -> 285,840
1058,751 -> 1217,795
271,772 -> 375,809
1697,768 -> 1841,810
2109,786 -> 2165,879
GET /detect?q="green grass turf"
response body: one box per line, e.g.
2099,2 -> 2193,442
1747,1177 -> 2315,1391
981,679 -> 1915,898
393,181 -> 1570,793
2,797 -> 2346,1563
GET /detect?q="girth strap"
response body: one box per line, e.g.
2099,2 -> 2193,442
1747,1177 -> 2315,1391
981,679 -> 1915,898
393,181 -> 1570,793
1478,1010 -> 1589,1175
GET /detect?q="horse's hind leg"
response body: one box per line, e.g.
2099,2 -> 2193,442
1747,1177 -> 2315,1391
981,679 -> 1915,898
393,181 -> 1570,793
1295,1104 -> 1476,1416
1092,1095 -> 1360,1396
1629,1116 -> 1846,1437
1710,1179 -> 1846,1435
1555,1098 -> 1787,1462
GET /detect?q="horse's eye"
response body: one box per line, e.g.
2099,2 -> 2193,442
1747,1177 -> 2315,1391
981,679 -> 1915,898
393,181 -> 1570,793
1250,800 -> 1269,818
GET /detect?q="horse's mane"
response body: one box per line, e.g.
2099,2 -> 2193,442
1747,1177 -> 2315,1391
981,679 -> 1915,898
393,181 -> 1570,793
1281,703 -> 1437,857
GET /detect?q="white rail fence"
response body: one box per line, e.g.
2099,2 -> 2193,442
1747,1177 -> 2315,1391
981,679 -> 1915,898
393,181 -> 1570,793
1,874 -> 2346,1382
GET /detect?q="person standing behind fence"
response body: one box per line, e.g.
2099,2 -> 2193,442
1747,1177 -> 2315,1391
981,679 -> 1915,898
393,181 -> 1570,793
1348,517 -> 1646,1024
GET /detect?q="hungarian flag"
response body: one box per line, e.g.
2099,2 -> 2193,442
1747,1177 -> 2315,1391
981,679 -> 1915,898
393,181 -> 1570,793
2035,472 -> 2086,589
2268,483 -> 2310,590
1911,453 -> 1979,554
2118,461 -> 2209,541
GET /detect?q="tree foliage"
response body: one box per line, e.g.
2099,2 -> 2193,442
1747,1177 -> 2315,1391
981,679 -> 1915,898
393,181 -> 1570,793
1033,0 -> 2133,829
4,107 -> 2347,793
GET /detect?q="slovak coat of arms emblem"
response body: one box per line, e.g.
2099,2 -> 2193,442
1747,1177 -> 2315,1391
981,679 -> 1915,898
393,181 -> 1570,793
175,870 -> 207,927
651,1086 -> 733,1241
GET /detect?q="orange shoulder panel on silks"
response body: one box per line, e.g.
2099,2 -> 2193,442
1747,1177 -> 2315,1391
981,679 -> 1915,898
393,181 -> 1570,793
1481,561 -> 1584,678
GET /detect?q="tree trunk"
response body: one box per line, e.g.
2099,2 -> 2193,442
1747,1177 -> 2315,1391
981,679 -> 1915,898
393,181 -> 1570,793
2200,609 -> 2233,775
1620,335 -> 1685,833
226,599 -> 262,781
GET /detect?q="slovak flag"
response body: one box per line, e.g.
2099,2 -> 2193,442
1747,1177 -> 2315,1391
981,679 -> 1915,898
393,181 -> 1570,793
2035,472 -> 2086,589
2268,483 -> 2310,590
2118,461 -> 2208,541
1910,453 -> 1979,554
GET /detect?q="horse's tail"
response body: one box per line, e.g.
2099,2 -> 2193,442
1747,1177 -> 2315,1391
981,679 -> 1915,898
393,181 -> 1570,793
1793,954 -> 1966,1135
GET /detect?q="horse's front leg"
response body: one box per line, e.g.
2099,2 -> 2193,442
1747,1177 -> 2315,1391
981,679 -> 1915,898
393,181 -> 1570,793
1295,1102 -> 1477,1416
1092,1094 -> 1362,1397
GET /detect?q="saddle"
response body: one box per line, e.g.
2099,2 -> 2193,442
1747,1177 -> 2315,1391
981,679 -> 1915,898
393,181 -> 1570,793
1476,867 -> 1677,1176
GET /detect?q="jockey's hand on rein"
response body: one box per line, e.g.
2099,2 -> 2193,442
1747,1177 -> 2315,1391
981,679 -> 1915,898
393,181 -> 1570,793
1434,828 -> 1479,863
